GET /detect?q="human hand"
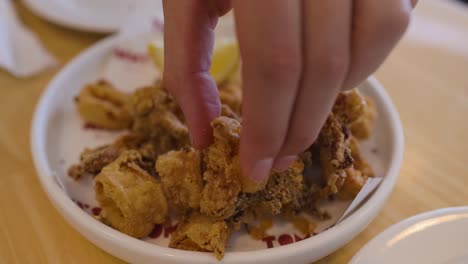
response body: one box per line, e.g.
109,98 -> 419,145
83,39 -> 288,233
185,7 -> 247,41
162,0 -> 416,183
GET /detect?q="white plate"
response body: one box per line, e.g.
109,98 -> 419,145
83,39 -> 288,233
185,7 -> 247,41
351,207 -> 468,264
30,30 -> 404,264
23,0 -> 162,33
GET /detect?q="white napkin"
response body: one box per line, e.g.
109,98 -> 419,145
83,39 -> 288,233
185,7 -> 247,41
0,0 -> 56,77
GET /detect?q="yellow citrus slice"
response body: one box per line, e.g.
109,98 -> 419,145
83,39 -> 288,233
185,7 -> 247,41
148,38 -> 239,85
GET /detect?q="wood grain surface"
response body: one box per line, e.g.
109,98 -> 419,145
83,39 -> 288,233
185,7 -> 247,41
0,1 -> 467,263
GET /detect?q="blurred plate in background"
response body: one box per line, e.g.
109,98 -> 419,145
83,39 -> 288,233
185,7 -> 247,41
23,0 -> 162,33
351,207 -> 468,264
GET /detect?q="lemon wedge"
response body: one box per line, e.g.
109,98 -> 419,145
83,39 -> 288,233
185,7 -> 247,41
148,38 -> 239,85
147,40 -> 164,71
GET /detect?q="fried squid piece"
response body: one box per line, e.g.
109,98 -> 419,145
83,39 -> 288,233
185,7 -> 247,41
76,80 -> 132,130
337,136 -> 375,199
315,90 -> 376,197
155,147 -> 203,211
257,159 -> 304,214
68,133 -> 154,180
350,96 -> 377,140
317,115 -> 375,198
95,150 -> 168,238
130,85 -> 189,154
317,114 -> 354,195
155,117 -> 245,220
68,145 -> 120,180
169,213 -> 231,260
156,116 -> 305,222
333,90 -> 377,139
200,117 -> 243,219
230,159 -> 305,226
220,104 -> 240,121
333,89 -> 367,126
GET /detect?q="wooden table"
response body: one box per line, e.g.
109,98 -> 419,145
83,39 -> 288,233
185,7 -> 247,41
1,1 -> 467,263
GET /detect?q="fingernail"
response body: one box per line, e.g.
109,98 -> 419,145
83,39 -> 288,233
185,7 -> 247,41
250,158 -> 274,183
273,155 -> 297,172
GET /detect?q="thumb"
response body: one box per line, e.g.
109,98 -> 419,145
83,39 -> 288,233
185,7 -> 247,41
162,0 -> 223,148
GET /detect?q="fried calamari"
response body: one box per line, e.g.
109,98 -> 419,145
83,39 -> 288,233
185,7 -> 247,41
76,80 -> 132,130
316,90 -> 376,197
129,85 -> 189,154
68,133 -> 155,180
155,147 -> 203,212
95,150 -> 167,238
69,77 -> 377,259
169,213 -> 231,260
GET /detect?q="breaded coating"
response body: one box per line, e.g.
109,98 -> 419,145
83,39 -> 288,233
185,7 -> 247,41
258,160 -> 304,214
220,104 -> 240,121
333,90 -> 376,140
316,91 -> 376,197
95,150 -> 168,238
130,85 -> 189,154
219,83 -> 242,115
76,80 -> 132,130
68,133 -> 153,180
333,89 -> 367,126
317,114 -> 354,195
231,159 -> 305,225
169,213 -> 231,260
338,168 -> 367,200
156,116 -> 305,223
350,96 -> 377,140
203,117 -> 264,193
317,92 -> 376,198
68,145 -> 119,180
155,147 -> 203,211
336,136 -> 375,199
200,117 -> 243,219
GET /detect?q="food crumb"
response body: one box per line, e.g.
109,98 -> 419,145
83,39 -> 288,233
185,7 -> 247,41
292,216 -> 316,235
247,219 -> 273,240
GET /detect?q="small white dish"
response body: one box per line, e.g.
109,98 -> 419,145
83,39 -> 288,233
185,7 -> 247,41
30,29 -> 404,264
350,207 -> 468,264
22,0 -> 162,33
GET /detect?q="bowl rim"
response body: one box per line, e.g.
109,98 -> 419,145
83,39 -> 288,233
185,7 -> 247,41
30,32 -> 404,263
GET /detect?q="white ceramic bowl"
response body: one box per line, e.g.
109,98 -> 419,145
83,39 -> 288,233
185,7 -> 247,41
30,32 -> 404,264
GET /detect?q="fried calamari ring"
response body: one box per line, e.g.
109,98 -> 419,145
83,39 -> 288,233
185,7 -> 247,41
76,80 -> 131,129
95,150 -> 167,238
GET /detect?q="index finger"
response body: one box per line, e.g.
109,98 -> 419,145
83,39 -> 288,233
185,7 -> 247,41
163,0 -> 221,148
232,0 -> 302,183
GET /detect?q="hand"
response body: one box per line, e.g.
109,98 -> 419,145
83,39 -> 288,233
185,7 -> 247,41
162,0 -> 416,183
